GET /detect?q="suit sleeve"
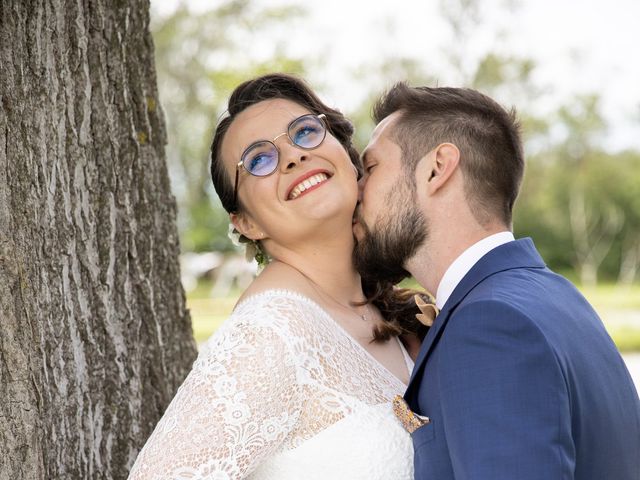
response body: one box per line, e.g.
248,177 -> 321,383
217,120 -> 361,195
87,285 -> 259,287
437,300 -> 575,479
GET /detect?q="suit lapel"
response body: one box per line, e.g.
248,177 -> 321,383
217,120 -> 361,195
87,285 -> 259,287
405,238 -> 546,402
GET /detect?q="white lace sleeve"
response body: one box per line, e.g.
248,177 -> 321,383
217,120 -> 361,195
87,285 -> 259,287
128,304 -> 303,480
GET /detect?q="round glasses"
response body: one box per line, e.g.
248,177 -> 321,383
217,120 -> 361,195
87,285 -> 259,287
233,113 -> 327,211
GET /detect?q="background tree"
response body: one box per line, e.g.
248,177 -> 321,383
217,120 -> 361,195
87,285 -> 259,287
611,150 -> 640,285
516,94 -> 640,285
0,1 -> 197,478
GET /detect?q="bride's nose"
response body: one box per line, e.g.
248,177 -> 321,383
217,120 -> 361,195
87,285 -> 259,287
278,140 -> 308,172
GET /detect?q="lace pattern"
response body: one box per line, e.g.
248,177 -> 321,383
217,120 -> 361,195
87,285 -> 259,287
128,290 -> 413,479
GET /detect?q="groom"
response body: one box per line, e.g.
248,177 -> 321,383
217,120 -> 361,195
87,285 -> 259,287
353,83 -> 640,479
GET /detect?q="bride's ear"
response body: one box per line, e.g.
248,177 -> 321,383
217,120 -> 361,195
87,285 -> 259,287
230,212 -> 265,241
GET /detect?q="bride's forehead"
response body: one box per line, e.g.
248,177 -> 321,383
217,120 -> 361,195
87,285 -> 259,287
221,98 -> 311,165
232,99 -> 310,134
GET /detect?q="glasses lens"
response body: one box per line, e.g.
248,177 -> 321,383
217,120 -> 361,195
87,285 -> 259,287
289,115 -> 326,149
241,141 -> 279,176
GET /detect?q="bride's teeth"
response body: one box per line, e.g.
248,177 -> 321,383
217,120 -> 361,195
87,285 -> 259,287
289,173 -> 329,200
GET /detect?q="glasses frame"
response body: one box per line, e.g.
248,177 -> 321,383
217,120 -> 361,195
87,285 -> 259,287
232,113 -> 327,211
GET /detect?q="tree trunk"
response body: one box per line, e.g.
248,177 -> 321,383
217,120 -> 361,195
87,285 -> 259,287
618,234 -> 640,286
569,185 -> 623,286
0,1 -> 198,478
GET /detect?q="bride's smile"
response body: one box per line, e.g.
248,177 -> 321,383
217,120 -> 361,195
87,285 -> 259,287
286,170 -> 332,201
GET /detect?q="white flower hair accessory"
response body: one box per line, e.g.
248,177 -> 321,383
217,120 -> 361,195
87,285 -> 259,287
228,223 -> 269,270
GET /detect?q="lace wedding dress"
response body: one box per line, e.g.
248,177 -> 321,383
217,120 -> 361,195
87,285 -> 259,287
128,290 -> 414,480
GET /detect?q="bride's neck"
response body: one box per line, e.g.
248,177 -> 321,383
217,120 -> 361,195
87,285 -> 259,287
267,232 -> 364,304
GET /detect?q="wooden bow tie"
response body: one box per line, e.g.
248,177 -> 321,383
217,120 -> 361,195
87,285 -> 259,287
414,294 -> 439,327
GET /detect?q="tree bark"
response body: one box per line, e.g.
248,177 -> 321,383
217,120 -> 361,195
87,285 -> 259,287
0,1 -> 197,478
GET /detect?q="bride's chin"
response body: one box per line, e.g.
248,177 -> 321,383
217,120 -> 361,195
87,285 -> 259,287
298,195 -> 356,220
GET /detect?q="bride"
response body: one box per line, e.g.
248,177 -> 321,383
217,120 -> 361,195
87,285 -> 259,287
128,73 -> 430,479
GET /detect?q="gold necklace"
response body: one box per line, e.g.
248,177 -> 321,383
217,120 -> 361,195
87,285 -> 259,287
298,269 -> 371,322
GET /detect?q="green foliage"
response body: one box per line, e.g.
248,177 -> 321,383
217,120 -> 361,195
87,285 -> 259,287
514,158 -> 575,271
473,54 -> 535,90
180,196 -> 232,253
151,1 -> 308,252
515,94 -> 640,284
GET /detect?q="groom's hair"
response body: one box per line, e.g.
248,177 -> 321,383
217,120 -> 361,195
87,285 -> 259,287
373,83 -> 524,227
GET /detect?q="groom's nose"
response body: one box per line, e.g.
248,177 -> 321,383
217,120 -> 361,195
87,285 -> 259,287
357,177 -> 364,202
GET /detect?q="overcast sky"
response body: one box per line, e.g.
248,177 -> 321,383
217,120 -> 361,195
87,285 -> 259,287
153,0 -> 640,150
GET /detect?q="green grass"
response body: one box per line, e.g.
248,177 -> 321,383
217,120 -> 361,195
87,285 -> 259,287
608,327 -> 640,353
187,289 -> 238,343
577,284 -> 640,310
577,284 -> 640,351
187,281 -> 640,351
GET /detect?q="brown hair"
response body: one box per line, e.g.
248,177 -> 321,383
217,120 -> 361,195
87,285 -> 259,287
210,73 -> 429,342
373,83 -> 524,226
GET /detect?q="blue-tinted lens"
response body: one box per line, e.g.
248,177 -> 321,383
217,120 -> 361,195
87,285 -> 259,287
241,141 -> 278,176
289,115 -> 326,149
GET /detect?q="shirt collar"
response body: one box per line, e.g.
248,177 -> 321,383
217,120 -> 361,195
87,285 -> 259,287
435,231 -> 515,309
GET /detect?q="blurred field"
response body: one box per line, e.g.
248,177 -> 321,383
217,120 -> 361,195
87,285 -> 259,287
579,284 -> 640,352
188,282 -> 640,351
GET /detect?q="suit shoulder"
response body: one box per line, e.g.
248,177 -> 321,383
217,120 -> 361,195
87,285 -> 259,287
452,297 -> 536,327
446,297 -> 562,358
441,299 -> 565,379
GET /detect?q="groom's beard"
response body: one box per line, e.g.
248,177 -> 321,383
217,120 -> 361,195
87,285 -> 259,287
353,179 -> 428,285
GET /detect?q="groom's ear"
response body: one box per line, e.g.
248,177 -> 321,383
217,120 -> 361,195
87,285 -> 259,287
230,212 -> 266,241
425,143 -> 460,193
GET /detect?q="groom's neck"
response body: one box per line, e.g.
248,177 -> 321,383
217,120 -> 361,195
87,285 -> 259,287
407,222 -> 508,297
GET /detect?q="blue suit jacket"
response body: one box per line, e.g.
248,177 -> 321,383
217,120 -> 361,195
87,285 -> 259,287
406,238 -> 640,479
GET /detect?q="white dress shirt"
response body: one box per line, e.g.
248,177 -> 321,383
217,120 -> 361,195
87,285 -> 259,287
435,232 -> 515,309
